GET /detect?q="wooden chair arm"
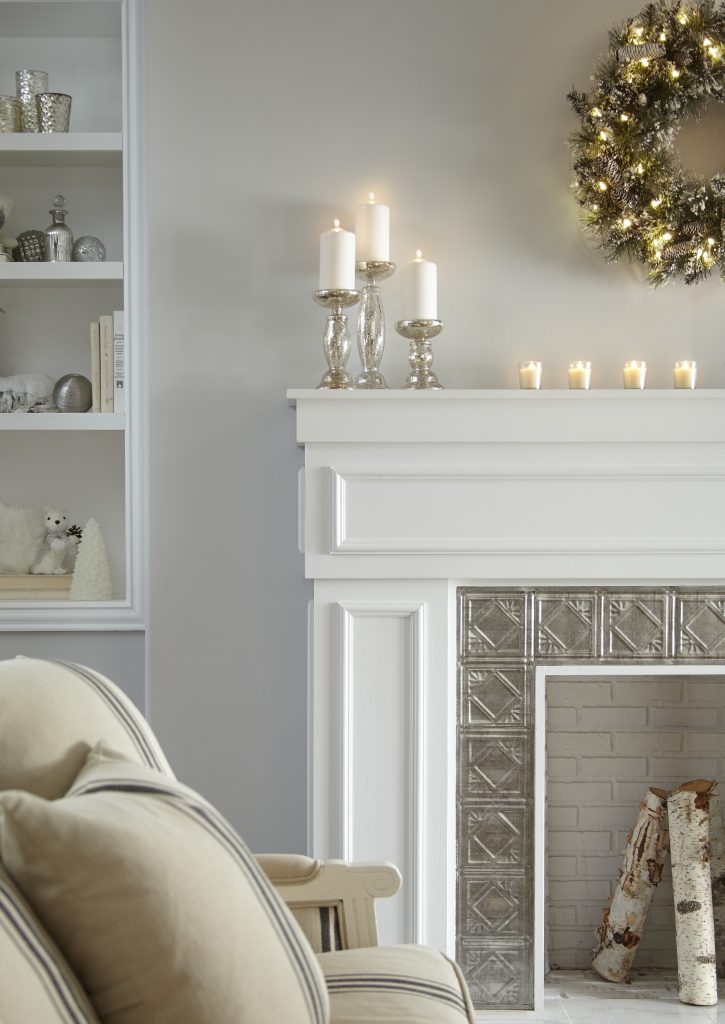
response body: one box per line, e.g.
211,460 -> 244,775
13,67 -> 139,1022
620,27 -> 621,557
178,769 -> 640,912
256,854 -> 401,949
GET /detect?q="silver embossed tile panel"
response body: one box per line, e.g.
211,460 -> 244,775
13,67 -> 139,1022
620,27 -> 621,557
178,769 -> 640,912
456,586 -> 725,1012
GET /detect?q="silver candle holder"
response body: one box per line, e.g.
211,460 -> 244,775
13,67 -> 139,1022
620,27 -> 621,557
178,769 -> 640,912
395,319 -> 444,390
313,289 -> 360,390
354,260 -> 395,389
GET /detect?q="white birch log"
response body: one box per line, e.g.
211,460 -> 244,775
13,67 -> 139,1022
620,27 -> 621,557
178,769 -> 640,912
592,787 -> 669,983
669,779 -> 717,1006
707,791 -> 725,977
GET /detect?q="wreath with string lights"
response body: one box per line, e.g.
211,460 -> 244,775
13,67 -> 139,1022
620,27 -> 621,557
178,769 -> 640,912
569,0 -> 725,285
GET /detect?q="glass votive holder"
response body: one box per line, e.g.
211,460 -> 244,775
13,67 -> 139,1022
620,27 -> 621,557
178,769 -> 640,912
568,361 -> 591,390
673,360 -> 697,389
519,361 -> 542,390
0,96 -> 21,132
15,69 -> 48,132
623,360 -> 647,389
36,92 -> 72,133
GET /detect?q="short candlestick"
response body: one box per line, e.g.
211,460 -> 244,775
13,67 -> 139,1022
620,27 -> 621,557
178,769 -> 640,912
355,260 -> 395,389
395,318 -> 444,390
313,289 -> 361,390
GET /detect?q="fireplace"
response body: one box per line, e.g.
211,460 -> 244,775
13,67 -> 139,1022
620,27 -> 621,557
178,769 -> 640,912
288,388 -> 725,1018
457,587 -> 725,1010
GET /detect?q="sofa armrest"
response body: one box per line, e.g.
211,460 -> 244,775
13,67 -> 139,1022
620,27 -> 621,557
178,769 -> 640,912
256,854 -> 401,950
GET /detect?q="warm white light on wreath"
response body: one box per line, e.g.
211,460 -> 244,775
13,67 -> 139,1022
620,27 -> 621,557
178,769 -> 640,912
568,0 -> 725,285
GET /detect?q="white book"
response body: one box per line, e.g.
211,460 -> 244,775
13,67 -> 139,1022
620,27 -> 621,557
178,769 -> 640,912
89,320 -> 101,412
99,314 -> 114,413
112,309 -> 125,416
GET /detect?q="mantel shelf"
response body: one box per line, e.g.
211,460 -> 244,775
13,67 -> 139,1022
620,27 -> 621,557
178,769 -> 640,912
287,389 -> 725,445
0,413 -> 124,431
0,262 -> 123,285
0,133 -> 122,167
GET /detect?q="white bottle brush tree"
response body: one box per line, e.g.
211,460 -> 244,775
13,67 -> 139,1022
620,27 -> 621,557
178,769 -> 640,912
70,518 -> 112,601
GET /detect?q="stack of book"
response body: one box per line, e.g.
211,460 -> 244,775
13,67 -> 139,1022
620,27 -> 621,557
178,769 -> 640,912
89,310 -> 124,414
0,574 -> 72,600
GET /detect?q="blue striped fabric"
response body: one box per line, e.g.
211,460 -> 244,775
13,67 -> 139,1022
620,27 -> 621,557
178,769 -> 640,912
0,868 -> 98,1023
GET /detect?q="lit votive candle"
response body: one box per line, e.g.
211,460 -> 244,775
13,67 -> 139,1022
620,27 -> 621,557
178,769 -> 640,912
673,360 -> 697,389
519,361 -> 542,390
568,361 -> 592,390
623,360 -> 647,389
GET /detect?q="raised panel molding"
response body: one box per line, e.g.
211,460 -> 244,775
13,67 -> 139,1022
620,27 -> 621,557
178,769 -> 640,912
327,466 -> 725,557
335,601 -> 425,943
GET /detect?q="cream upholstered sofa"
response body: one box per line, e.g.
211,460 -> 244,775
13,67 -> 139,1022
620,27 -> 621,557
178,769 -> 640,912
0,657 -> 474,1024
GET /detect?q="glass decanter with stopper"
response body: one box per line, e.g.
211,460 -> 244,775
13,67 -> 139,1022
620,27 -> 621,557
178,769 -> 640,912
45,194 -> 73,262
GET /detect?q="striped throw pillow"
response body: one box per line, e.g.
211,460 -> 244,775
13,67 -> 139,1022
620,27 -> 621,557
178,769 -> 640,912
0,745 -> 329,1024
0,865 -> 99,1024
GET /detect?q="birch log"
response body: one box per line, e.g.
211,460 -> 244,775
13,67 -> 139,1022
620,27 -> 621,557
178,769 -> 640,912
707,792 -> 725,977
669,780 -> 717,1006
592,787 -> 669,983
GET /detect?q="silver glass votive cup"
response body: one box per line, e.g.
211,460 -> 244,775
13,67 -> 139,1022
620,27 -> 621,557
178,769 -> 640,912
0,96 -> 21,132
16,69 -> 49,132
37,93 -> 72,133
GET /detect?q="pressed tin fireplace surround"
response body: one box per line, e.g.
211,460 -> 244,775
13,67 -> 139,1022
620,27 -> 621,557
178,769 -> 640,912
289,389 -> 725,1019
456,586 -> 725,1011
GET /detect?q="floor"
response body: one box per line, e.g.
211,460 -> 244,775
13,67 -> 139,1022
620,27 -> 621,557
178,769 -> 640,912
477,970 -> 725,1023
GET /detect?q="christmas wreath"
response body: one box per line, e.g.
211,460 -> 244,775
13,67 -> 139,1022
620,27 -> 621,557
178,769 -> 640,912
569,0 -> 725,285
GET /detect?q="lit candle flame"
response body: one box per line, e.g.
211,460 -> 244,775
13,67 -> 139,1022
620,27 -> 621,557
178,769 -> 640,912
333,218 -> 340,229
368,192 -> 375,203
416,249 -> 423,259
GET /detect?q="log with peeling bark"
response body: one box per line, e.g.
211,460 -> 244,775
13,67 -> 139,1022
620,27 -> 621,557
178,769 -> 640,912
669,779 -> 718,1006
708,792 -> 725,977
592,787 -> 669,983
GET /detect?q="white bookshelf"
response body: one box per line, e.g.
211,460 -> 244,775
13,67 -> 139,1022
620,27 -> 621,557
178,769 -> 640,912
0,0 -> 145,630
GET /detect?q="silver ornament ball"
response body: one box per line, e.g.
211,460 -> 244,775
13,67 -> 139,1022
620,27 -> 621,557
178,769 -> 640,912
72,235 -> 106,262
53,373 -> 92,413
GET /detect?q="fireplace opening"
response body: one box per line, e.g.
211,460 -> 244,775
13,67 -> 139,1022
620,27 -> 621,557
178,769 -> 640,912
546,673 -> 725,976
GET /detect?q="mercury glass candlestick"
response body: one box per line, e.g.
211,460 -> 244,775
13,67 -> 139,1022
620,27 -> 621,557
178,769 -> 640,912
313,289 -> 360,389
395,318 -> 444,390
355,260 -> 395,388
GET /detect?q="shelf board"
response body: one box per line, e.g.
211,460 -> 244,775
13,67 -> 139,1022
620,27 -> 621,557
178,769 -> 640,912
0,133 -> 122,167
0,262 -> 123,285
0,413 -> 124,430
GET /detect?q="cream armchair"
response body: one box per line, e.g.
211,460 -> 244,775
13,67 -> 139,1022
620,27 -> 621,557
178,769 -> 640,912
0,657 -> 474,1023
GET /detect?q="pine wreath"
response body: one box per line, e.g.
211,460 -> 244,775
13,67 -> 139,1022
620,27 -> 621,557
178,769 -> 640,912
568,0 -> 725,285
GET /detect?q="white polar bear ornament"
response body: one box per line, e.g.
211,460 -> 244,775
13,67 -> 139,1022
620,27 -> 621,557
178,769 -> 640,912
31,509 -> 80,575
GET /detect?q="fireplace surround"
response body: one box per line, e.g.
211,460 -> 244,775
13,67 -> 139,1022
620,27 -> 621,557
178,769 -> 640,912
288,388 -> 725,1018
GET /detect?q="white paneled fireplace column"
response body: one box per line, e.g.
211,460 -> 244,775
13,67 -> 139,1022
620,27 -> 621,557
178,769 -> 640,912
288,390 -> 725,1012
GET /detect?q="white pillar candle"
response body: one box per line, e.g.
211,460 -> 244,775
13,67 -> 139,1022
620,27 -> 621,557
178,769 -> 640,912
519,361 -> 542,390
319,219 -> 355,291
402,250 -> 438,320
568,361 -> 592,390
623,360 -> 647,389
355,192 -> 390,263
673,360 -> 697,389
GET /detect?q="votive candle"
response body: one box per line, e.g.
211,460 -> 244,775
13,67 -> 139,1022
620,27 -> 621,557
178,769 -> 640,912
623,360 -> 647,389
568,361 -> 591,390
673,360 -> 697,389
319,219 -> 355,290
519,361 -> 542,389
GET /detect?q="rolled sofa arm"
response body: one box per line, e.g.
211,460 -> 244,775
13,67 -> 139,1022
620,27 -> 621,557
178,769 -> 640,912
256,854 -> 401,951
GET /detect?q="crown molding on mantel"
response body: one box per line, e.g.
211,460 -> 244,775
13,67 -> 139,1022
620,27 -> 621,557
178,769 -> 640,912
287,389 -> 725,445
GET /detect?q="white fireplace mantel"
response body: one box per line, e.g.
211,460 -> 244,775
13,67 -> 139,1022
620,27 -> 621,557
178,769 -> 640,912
288,389 -> 725,1015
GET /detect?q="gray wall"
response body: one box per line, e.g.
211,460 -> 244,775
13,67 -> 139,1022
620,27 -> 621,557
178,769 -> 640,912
144,0 -> 725,853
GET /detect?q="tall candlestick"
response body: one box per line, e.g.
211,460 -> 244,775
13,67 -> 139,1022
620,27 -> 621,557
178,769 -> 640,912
355,192 -> 390,263
319,219 -> 355,291
623,360 -> 647,389
568,361 -> 592,390
673,360 -> 697,389
402,250 -> 437,320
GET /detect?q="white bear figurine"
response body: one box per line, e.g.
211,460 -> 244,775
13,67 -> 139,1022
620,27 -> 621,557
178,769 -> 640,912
31,509 -> 80,575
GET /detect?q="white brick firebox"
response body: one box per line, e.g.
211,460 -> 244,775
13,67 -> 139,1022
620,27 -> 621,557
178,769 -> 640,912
288,389 -> 725,1018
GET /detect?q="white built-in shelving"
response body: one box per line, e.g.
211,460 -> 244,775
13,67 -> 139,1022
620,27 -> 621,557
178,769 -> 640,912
0,0 -> 145,630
